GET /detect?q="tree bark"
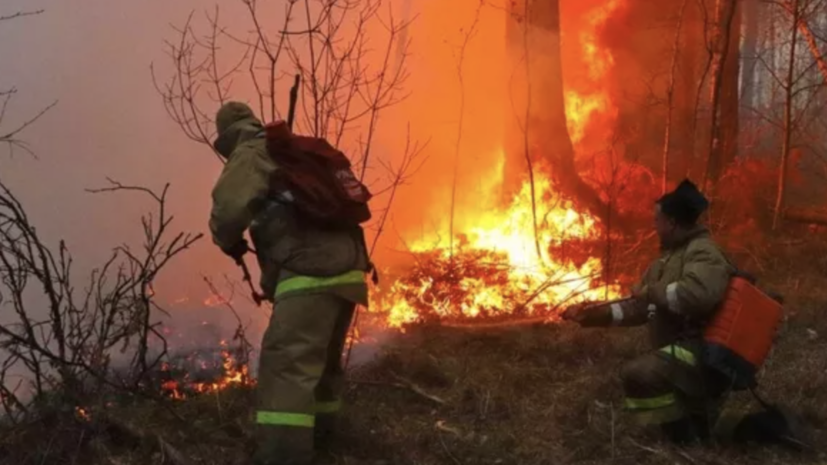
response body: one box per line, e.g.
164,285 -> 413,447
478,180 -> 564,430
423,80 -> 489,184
662,0 -> 691,193
719,0 -> 742,173
773,0 -> 800,230
703,0 -> 738,191
677,2 -> 705,178
504,0 -> 608,222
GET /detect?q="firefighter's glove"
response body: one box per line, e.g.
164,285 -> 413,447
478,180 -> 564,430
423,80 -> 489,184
631,283 -> 648,300
222,239 -> 249,263
561,302 -> 611,327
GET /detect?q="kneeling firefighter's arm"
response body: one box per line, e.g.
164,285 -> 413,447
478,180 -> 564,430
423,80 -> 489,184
569,298 -> 651,328
646,241 -> 731,318
209,146 -> 275,251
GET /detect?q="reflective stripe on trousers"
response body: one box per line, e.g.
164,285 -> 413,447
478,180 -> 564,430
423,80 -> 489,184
314,399 -> 342,414
257,411 -> 315,428
622,344 -> 698,425
624,393 -> 685,425
275,270 -> 365,299
255,399 -> 342,428
659,345 -> 696,366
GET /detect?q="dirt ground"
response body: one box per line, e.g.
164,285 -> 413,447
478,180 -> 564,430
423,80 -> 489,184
4,236 -> 827,465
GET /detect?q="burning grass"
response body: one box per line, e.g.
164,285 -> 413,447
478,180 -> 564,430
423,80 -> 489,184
369,170 -> 623,330
371,246 -> 611,329
157,340 -> 254,400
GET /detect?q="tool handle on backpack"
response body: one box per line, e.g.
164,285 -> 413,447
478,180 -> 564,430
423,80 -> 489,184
287,74 -> 301,131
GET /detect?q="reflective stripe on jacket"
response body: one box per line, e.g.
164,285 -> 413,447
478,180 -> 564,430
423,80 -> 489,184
275,270 -> 367,303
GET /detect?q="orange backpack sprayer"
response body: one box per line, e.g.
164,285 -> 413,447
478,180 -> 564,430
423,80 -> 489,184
703,271 -> 784,390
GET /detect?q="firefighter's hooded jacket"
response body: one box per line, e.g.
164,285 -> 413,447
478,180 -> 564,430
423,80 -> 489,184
591,226 -> 735,348
209,102 -> 368,304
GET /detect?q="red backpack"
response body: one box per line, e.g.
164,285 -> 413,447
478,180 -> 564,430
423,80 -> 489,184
262,121 -> 372,227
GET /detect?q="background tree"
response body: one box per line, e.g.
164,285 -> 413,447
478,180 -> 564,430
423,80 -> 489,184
702,0 -> 738,192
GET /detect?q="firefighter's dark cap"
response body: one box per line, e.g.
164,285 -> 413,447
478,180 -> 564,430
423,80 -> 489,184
656,179 -> 709,225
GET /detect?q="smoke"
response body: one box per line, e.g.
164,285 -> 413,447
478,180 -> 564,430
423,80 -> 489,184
373,0 -> 640,261
0,0 -> 660,354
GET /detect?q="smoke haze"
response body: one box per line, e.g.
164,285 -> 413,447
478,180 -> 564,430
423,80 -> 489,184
1,0 -> 623,339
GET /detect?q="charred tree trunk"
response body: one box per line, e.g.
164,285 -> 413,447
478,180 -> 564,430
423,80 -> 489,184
774,0 -> 800,230
704,0 -> 738,192
504,0 -> 608,223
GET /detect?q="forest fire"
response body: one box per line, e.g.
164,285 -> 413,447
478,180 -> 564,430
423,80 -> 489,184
158,339 -> 254,400
370,167 -> 621,329
154,0 -> 629,382
565,92 -> 611,143
564,0 -> 622,143
366,1 -> 625,328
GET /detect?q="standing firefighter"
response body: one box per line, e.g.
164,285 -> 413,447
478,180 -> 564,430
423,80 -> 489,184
562,179 -> 804,446
209,101 -> 372,465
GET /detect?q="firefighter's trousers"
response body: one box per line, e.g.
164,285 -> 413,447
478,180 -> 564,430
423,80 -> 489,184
621,343 -> 727,432
253,293 -> 356,465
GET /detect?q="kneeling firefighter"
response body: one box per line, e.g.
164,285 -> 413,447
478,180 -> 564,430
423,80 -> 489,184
562,179 -> 805,447
209,101 -> 374,465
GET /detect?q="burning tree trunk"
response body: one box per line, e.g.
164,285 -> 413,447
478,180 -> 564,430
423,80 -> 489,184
504,0 -> 608,223
703,0 -> 739,191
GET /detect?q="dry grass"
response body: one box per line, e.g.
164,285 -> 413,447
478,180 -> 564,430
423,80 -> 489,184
3,237 -> 827,465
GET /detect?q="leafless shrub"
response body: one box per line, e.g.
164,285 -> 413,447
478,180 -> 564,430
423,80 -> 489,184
0,178 -> 201,423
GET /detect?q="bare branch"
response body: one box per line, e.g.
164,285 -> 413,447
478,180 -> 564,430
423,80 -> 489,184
0,86 -> 58,156
448,1 -> 483,260
0,170 -> 202,416
0,10 -> 44,22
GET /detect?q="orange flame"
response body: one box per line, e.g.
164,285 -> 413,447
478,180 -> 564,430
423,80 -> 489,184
74,406 -> 91,422
371,164 -> 621,329
564,0 -> 621,143
367,1 -> 625,328
159,343 -> 255,400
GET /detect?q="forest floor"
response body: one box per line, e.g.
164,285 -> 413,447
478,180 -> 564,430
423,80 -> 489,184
3,234 -> 827,465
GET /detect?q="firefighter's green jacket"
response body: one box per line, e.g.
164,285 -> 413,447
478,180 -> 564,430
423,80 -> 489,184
592,226 -> 735,347
209,102 -> 369,304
